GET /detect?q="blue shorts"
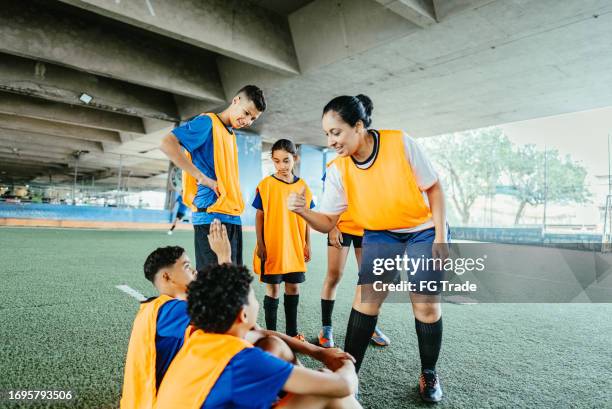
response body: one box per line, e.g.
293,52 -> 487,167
358,226 -> 451,297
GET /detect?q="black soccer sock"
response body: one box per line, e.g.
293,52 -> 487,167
321,299 -> 335,327
415,317 -> 443,372
263,296 -> 279,331
284,294 -> 299,337
344,308 -> 378,372
169,224 -> 176,231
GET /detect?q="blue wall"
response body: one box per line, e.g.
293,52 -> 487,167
0,203 -> 171,223
236,132 -> 262,226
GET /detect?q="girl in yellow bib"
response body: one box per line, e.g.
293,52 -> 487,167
253,139 -> 314,340
288,95 -> 450,404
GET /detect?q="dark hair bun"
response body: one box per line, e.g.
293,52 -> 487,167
355,94 -> 373,118
322,94 -> 374,128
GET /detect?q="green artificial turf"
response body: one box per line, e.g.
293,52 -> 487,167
0,227 -> 611,408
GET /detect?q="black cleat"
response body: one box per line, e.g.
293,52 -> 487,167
419,369 -> 443,403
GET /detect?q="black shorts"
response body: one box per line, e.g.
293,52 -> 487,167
327,232 -> 363,248
194,222 -> 243,270
258,258 -> 305,284
176,212 -> 185,220
260,271 -> 306,284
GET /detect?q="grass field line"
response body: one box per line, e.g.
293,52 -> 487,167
115,284 -> 147,302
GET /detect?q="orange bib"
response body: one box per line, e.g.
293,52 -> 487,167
326,160 -> 364,237
181,113 -> 245,216
337,212 -> 364,237
120,295 -> 174,409
333,130 -> 431,231
253,176 -> 312,275
153,330 -> 251,409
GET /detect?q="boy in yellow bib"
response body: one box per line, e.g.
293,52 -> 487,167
120,245 -> 198,409
253,140 -> 314,340
288,95 -> 450,403
122,221 -> 352,409
154,264 -> 362,409
160,85 -> 266,269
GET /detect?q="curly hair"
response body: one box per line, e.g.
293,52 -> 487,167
143,246 -> 185,282
188,263 -> 253,333
237,85 -> 266,112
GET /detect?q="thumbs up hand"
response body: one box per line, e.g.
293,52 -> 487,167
287,186 -> 307,214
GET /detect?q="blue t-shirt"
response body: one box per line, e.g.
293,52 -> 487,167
201,347 -> 293,409
252,175 -> 315,210
176,194 -> 189,215
172,115 -> 241,226
155,299 -> 190,388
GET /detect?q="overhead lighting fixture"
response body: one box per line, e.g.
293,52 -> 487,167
72,150 -> 90,159
79,93 -> 93,104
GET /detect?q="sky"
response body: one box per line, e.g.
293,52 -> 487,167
500,106 -> 612,177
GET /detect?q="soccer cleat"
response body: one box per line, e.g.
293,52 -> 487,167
318,325 -> 335,348
167,230 -> 173,235
419,369 -> 443,403
370,326 -> 390,346
293,333 -> 306,342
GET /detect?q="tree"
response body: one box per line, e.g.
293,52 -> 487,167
505,145 -> 591,225
421,127 -> 511,225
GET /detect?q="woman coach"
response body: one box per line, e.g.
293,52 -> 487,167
287,94 -> 450,404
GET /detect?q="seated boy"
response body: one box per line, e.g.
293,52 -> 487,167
121,220 -> 352,409
154,262 -> 362,409
120,245 -> 196,409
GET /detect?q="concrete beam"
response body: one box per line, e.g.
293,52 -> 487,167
374,0 -> 437,27
0,137 -> 89,158
59,0 -> 300,75
79,156 -> 166,169
0,147 -> 75,162
0,93 -> 145,133
143,118 -> 176,134
0,128 -> 104,153
0,114 -> 121,145
0,0 -> 225,102
432,0 -> 495,22
0,139 -> 74,157
289,0 -> 420,72
0,152 -> 78,168
0,54 -> 180,122
174,95 -> 225,121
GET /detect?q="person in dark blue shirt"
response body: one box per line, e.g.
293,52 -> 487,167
168,192 -> 190,235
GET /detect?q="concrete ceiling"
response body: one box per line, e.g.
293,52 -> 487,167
1,0 -> 611,188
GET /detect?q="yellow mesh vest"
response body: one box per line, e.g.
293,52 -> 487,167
334,130 -> 431,231
153,331 -> 251,409
181,113 -> 245,215
253,176 -> 312,275
326,159 -> 364,236
120,295 -> 174,409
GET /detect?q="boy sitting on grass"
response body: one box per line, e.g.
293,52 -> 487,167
154,259 -> 362,409
121,220 -> 354,409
